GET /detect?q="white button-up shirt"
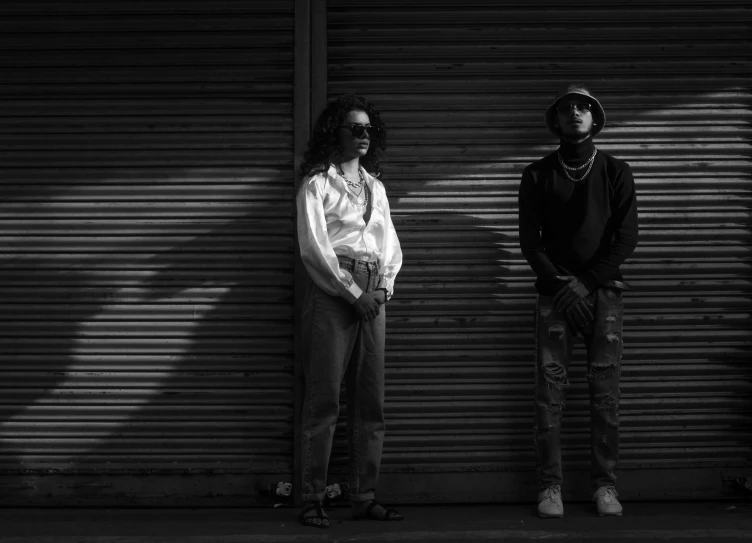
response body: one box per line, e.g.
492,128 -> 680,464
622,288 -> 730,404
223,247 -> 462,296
296,164 -> 403,304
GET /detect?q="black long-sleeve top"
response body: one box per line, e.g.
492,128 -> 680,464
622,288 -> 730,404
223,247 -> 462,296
518,137 -> 639,295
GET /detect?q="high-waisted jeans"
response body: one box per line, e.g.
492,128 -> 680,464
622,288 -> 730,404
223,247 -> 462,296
534,287 -> 624,491
300,256 -> 385,504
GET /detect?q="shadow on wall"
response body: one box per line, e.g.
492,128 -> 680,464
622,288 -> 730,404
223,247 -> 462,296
329,88 -> 752,485
0,89 -> 750,496
0,259 -> 118,464
0,166 -> 294,473
0,0 -> 293,505
73,214 -> 294,470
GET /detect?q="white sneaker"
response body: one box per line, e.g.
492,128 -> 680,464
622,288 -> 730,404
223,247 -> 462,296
537,485 -> 564,518
593,486 -> 623,516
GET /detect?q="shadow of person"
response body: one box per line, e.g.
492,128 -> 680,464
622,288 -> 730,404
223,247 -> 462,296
68,214 -> 295,498
0,259 -> 119,471
0,161 -> 297,505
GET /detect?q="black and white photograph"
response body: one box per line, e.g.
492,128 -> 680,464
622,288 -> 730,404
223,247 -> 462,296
0,1 -> 750,542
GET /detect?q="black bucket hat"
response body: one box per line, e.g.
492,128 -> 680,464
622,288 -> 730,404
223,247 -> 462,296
545,84 -> 606,137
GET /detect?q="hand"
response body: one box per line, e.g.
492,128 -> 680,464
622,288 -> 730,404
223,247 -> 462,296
565,299 -> 594,331
374,289 -> 387,305
553,276 -> 591,313
353,292 -> 381,322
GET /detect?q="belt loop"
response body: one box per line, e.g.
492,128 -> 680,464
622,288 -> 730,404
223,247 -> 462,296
337,255 -> 355,273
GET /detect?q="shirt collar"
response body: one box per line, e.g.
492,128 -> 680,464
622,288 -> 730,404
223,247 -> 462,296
360,166 -> 376,192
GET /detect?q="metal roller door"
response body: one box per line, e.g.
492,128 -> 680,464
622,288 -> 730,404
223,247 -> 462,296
0,1 -> 295,505
327,0 -> 752,502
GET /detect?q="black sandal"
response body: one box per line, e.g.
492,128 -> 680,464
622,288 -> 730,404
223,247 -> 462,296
298,502 -> 330,529
352,499 -> 404,521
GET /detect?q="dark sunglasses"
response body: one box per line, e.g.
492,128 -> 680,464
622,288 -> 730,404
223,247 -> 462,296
339,124 -> 382,138
557,102 -> 592,114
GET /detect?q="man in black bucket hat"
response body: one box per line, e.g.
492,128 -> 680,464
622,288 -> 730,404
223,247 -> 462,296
518,85 -> 639,518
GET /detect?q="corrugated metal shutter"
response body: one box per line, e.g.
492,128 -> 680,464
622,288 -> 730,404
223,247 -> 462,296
0,1 -> 295,505
328,0 -> 752,501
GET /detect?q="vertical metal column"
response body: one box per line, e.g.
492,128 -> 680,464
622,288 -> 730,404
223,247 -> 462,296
292,0 -> 327,507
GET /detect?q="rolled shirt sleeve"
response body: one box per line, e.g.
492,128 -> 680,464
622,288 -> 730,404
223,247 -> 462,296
375,187 -> 403,300
296,174 -> 363,304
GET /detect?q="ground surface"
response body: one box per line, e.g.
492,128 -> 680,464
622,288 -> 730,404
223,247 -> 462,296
1,500 -> 751,542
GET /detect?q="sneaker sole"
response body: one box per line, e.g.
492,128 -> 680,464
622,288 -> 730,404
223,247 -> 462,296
598,511 -> 622,517
538,512 -> 564,518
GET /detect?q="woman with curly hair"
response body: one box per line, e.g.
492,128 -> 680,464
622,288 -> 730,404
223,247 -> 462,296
296,94 -> 403,528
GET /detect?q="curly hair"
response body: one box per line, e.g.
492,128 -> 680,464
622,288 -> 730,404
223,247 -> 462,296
299,93 -> 387,181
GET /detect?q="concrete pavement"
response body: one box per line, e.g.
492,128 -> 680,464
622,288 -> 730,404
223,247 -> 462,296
1,500 -> 751,542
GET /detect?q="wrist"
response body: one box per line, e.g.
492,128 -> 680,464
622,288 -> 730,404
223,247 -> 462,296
578,274 -> 598,294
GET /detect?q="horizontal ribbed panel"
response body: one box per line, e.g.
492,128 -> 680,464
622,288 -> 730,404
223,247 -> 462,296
328,0 -> 752,496
0,0 -> 295,502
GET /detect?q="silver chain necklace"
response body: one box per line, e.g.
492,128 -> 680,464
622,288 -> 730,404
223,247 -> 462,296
337,165 -> 369,207
557,149 -> 598,182
337,164 -> 364,188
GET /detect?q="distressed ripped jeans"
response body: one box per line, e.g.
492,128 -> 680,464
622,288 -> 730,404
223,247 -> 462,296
534,288 -> 624,490
300,256 -> 385,504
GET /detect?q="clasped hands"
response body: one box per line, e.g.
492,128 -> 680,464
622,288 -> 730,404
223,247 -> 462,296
553,275 -> 593,331
353,289 -> 386,322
